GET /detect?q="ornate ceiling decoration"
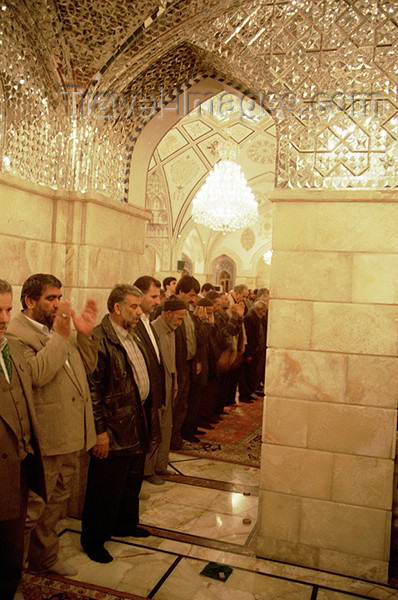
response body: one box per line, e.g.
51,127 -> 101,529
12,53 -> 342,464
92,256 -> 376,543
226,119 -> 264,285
191,0 -> 398,188
0,0 -> 396,196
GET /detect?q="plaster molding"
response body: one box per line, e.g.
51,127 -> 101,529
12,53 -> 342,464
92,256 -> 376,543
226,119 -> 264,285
270,189 -> 398,203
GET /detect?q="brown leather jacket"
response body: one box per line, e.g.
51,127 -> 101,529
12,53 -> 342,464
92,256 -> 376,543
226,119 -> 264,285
89,315 -> 149,455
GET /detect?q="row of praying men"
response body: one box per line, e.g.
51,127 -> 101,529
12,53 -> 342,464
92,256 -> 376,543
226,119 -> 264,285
0,273 -> 269,599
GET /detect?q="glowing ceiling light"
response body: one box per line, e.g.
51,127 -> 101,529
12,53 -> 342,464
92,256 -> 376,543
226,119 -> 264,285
263,250 -> 273,264
192,141 -> 258,233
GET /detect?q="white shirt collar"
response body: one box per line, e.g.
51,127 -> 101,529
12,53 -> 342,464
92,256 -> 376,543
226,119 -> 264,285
24,313 -> 52,336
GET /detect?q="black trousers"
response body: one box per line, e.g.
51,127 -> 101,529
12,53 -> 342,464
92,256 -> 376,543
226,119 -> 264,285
215,371 -> 229,414
0,459 -> 28,600
81,453 -> 145,549
224,365 -> 241,405
198,378 -> 219,422
171,362 -> 191,449
257,348 -> 266,388
239,358 -> 259,399
181,381 -> 202,438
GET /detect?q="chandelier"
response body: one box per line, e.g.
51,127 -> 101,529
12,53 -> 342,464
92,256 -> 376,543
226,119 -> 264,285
192,141 -> 258,233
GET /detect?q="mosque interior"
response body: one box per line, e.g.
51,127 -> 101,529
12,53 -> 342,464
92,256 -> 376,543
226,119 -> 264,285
1,0 -> 398,595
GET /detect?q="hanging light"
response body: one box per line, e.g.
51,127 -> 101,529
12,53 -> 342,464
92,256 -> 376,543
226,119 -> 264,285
263,249 -> 273,264
192,140 -> 258,232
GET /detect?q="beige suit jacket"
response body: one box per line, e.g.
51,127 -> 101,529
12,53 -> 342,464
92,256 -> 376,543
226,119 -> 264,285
0,336 -> 46,520
8,311 -> 97,456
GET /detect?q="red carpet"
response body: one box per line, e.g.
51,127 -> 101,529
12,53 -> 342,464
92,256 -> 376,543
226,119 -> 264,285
178,397 -> 263,467
21,572 -> 147,600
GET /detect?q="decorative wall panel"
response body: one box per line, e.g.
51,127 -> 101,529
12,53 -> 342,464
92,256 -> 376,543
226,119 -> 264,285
0,0 -> 396,198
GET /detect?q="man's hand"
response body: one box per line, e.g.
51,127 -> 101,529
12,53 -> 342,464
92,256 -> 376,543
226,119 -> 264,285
231,301 -> 245,318
193,306 -> 207,321
195,361 -> 202,375
92,432 -> 110,459
53,301 -> 72,339
72,298 -> 98,336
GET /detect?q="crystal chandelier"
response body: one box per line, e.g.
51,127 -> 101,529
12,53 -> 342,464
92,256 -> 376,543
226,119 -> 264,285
192,141 -> 258,233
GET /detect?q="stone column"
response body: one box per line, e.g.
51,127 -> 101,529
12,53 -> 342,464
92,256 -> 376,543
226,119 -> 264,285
257,190 -> 398,583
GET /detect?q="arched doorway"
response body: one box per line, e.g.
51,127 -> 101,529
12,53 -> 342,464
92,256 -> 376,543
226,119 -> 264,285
211,255 -> 236,291
180,253 -> 193,276
219,270 -> 231,293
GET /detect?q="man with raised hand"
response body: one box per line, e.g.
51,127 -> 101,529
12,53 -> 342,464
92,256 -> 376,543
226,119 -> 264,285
227,283 -> 249,314
8,273 -> 98,577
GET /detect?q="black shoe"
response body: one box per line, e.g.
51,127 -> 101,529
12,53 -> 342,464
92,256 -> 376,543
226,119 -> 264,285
170,439 -> 183,451
197,422 -> 214,430
239,397 -> 254,403
182,434 -> 201,443
82,543 -> 113,563
209,417 -> 221,423
113,526 -> 150,538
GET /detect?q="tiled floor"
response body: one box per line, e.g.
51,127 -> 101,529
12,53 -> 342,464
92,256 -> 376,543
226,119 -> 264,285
57,455 -> 398,600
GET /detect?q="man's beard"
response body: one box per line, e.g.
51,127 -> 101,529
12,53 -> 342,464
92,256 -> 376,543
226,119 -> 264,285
32,306 -> 55,329
121,318 -> 136,331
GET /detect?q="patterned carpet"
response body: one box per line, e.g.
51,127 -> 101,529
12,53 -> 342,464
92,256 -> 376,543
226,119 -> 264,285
21,572 -> 146,600
177,397 -> 263,467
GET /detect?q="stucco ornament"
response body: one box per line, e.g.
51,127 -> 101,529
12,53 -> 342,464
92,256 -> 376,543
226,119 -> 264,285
241,228 -> 255,250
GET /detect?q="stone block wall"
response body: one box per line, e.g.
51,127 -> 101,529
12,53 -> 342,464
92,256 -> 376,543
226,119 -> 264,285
0,172 -> 151,317
257,190 -> 398,583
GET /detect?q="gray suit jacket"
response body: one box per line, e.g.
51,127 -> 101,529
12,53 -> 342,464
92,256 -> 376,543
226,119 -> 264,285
8,311 -> 97,456
0,336 -> 46,520
152,316 -> 177,408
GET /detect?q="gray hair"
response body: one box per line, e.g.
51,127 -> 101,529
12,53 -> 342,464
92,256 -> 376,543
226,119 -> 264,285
254,300 -> 267,310
107,284 -> 142,313
0,279 -> 12,295
233,284 -> 248,294
257,287 -> 269,297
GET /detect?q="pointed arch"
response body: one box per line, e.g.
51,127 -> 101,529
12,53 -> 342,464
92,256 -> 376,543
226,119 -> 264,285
211,254 -> 237,289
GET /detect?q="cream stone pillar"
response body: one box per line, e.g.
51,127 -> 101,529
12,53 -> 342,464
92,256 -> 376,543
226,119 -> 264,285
257,190 -> 398,583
